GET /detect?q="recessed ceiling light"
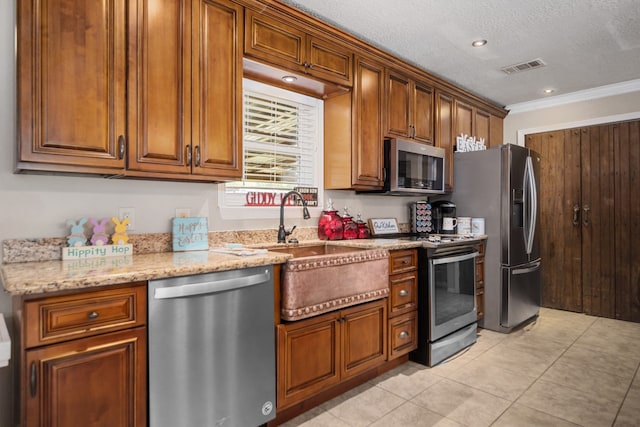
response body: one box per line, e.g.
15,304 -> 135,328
282,75 -> 297,83
543,88 -> 555,94
471,39 -> 487,47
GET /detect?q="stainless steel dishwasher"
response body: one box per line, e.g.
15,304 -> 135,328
148,266 -> 276,427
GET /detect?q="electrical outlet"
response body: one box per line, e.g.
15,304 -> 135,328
118,207 -> 136,231
175,208 -> 191,218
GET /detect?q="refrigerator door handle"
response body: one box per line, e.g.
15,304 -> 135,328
513,260 -> 541,275
524,156 -> 537,255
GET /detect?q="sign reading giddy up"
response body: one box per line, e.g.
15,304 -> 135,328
172,217 -> 209,252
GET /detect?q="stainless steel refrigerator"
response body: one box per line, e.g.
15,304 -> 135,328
452,144 -> 541,333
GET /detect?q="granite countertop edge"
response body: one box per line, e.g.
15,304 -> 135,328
1,237 -> 486,296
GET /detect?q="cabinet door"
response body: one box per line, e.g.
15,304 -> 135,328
307,36 -> 353,86
341,300 -> 387,378
23,328 -> 146,427
454,100 -> 473,138
386,71 -> 411,139
475,109 -> 491,144
435,90 -> 454,192
352,56 -> 384,189
128,0 -> 192,174
244,10 -> 305,72
192,0 -> 243,179
277,314 -> 341,409
18,0 -> 127,171
412,82 -> 434,144
388,311 -> 418,359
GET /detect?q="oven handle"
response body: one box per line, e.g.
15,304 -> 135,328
431,250 -> 478,265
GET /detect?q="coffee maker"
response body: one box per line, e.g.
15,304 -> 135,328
432,201 -> 456,234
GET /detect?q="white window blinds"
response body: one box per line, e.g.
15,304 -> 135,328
226,80 -> 320,191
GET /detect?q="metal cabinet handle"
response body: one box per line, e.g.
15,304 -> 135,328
399,289 -> 409,297
583,205 -> 590,226
118,135 -> 125,159
88,311 -> 99,320
195,146 -> 201,167
186,145 -> 192,166
573,204 -> 580,226
30,362 -> 37,398
399,331 -> 409,339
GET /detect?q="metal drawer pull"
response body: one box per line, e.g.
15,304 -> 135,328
399,289 -> 409,297
87,311 -> 99,320
399,331 -> 409,339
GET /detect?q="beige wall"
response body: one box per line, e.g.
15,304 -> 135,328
503,90 -> 640,145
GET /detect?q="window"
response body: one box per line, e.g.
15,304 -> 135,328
219,79 -> 323,218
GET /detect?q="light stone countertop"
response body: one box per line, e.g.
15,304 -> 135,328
1,234 -> 485,296
0,250 -> 292,296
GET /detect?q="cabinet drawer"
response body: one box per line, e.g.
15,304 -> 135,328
388,311 -> 417,359
389,249 -> 417,274
389,271 -> 417,316
24,282 -> 146,348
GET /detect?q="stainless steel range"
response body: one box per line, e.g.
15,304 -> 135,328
410,240 -> 480,366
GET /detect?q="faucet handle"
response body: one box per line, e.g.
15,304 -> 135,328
286,225 -> 297,236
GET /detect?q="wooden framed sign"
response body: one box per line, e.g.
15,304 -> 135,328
368,218 -> 399,235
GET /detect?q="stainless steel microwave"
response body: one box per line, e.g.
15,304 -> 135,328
385,139 -> 446,195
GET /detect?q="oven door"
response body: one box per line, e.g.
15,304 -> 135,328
428,250 -> 478,341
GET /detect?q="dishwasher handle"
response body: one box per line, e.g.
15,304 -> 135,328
153,269 -> 271,299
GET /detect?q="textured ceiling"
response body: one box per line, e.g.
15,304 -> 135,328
279,0 -> 640,107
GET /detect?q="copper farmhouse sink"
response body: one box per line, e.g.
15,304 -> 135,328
269,244 -> 390,321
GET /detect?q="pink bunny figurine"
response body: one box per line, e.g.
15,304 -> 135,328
89,218 -> 110,246
111,217 -> 130,245
66,218 -> 88,247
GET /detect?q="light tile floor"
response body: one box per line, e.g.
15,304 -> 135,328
281,308 -> 640,427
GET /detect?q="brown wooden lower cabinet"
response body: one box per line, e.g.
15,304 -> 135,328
526,119 -> 640,322
16,282 -> 147,427
276,299 -> 387,410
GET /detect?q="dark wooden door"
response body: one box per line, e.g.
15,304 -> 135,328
613,120 -> 640,322
526,119 -> 640,322
581,125 -> 617,318
526,130 -> 582,312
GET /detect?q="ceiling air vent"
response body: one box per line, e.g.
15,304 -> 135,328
501,58 -> 547,74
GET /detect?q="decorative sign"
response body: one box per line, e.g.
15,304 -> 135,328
62,244 -> 133,260
172,217 -> 209,251
294,187 -> 319,207
244,188 -> 318,207
368,218 -> 400,235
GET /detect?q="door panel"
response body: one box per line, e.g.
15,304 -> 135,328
582,126 -> 616,318
526,130 -> 582,312
614,121 -> 640,322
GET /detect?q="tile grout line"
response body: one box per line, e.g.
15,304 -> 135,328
611,357 -> 640,426
488,314 -> 597,426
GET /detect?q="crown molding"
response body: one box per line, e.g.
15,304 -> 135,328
506,79 -> 640,114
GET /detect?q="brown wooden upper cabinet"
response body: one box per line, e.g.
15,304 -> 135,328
385,70 -> 434,144
17,0 -> 128,173
454,99 -> 492,146
244,8 -> 353,87
17,0 -> 243,182
324,54 -> 385,191
128,0 -> 243,180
